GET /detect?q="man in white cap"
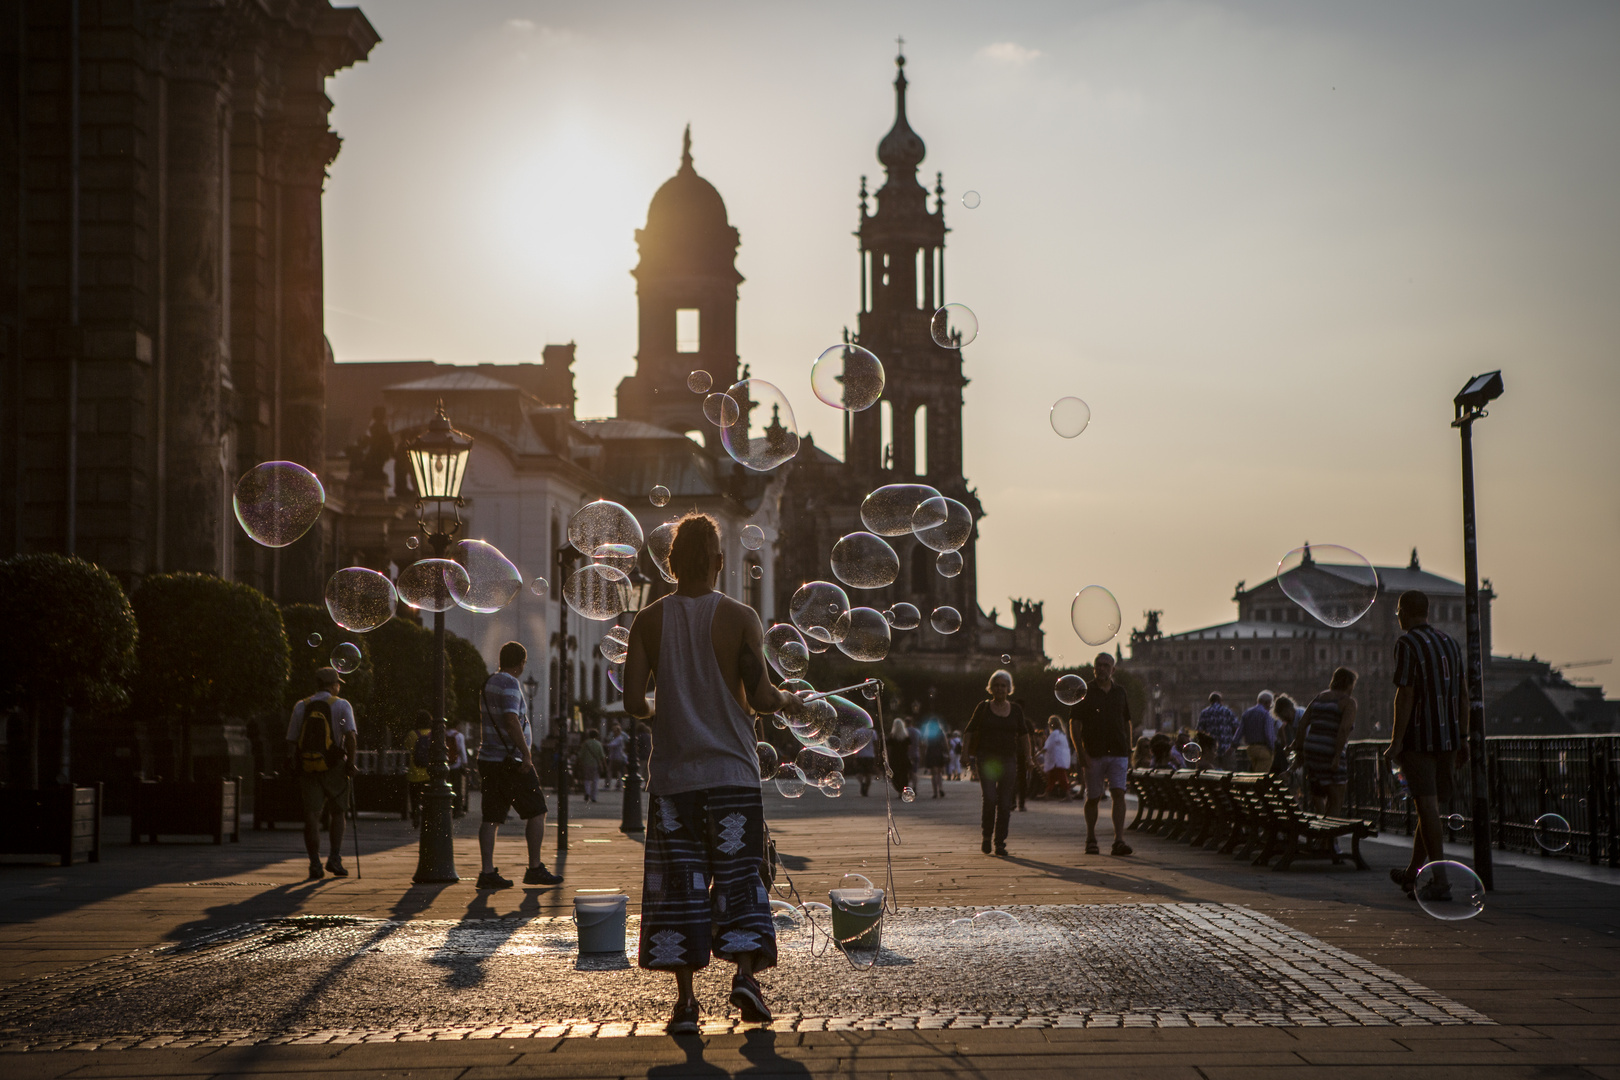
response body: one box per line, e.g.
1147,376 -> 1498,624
286,666 -> 358,880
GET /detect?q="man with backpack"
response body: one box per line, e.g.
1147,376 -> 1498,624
285,667 -> 358,880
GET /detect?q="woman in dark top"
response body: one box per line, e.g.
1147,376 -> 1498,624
1293,668 -> 1358,815
963,669 -> 1033,857
885,717 -> 913,796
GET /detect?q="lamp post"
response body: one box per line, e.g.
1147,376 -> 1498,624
618,566 -> 656,835
1453,371 -> 1503,890
404,400 -> 473,885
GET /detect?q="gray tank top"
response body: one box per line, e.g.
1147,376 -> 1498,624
649,591 -> 762,796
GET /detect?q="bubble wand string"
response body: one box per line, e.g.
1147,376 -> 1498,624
802,679 -> 884,702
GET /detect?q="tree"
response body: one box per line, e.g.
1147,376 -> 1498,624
364,618 -> 456,744
279,603 -> 376,727
0,554 -> 138,786
131,573 -> 288,778
444,631 -> 489,733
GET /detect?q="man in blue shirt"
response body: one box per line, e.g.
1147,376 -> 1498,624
1197,693 -> 1240,770
1239,690 -> 1278,773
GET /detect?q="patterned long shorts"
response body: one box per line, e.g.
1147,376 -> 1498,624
638,785 -> 777,972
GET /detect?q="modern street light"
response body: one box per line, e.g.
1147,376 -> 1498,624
404,399 -> 473,885
1453,370 -> 1503,890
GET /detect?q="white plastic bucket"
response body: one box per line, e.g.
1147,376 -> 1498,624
573,893 -> 629,954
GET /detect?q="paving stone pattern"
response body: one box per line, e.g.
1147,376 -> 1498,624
0,902 -> 1488,1049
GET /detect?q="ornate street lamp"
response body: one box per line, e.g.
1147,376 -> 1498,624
405,400 -> 473,884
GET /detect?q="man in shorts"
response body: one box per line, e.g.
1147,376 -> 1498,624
1069,652 -> 1134,856
623,513 -> 790,1034
1387,590 -> 1468,902
474,641 -> 562,890
285,667 -> 357,880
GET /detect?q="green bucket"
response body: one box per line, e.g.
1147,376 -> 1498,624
828,887 -> 884,951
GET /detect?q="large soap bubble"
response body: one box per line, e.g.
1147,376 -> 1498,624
1275,544 -> 1379,628
936,550 -> 963,578
703,392 -> 740,428
452,539 -> 522,613
324,567 -> 396,633
795,745 -> 844,793
647,522 -> 678,583
1413,860 -> 1485,921
397,559 -> 469,613
1054,673 -> 1087,706
774,763 -> 808,798
764,623 -> 810,679
790,580 -> 850,643
330,641 -> 362,674
719,379 -> 801,471
860,483 -> 941,536
822,695 -> 876,756
930,606 -> 962,635
569,500 -> 645,559
885,602 -> 921,631
591,542 -> 639,577
740,524 -> 765,550
830,531 -> 899,590
756,741 -> 780,781
930,303 -> 978,348
563,563 -> 630,621
599,635 -> 628,664
232,461 -> 325,548
833,606 -> 891,662
1071,585 -> 1122,645
913,496 -> 973,552
811,343 -> 885,412
1050,397 -> 1091,438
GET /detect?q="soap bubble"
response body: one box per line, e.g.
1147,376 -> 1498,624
764,624 -> 810,679
529,576 -> 549,598
901,786 -> 916,803
323,567 -> 397,633
1050,397 -> 1091,438
860,483 -> 942,536
396,559 -> 469,613
972,909 -> 1021,930
833,607 -> 891,662
719,379 -> 800,471
936,550 -> 962,578
821,772 -> 844,796
1071,585 -> 1122,645
912,496 -> 973,552
1181,742 -> 1203,766
307,633 -> 322,648
232,461 -> 325,548
1054,674 -> 1087,706
569,500 -> 645,559
861,681 -> 879,700
830,531 -> 899,589
1534,813 -> 1571,852
687,370 -> 712,394
703,391 -> 740,427
784,696 -> 837,747
1275,544 -> 1379,628
330,641 -> 362,674
770,899 -> 804,929
1000,653 -> 1012,665
945,917 -> 976,939
822,695 -> 876,757
930,303 -> 978,348
1444,813 -> 1466,832
607,667 -> 623,693
647,522 -> 678,583
563,563 -> 630,621
930,606 -> 962,634
750,564 -> 763,580
452,539 -> 522,613
811,343 -> 885,412
741,524 -> 765,550
405,535 -> 420,551
649,485 -> 671,507
962,190 -> 981,209
1413,860 -> 1485,921
599,636 -> 628,664
790,580 -> 850,643
756,741 -> 780,781
605,625 -> 630,646
838,872 -> 876,894
805,635 -> 828,654
886,602 -> 920,630
591,542 -> 638,577
774,763 -> 808,798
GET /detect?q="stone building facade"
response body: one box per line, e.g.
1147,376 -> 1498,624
0,0 -> 376,603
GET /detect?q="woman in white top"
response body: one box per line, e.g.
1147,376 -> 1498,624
1042,715 -> 1073,801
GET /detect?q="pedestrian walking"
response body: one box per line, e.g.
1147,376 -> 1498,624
886,717 -> 914,796
448,721 -> 469,817
1042,716 -> 1073,800
1196,693 -> 1240,770
1386,589 -> 1468,903
1069,651 -> 1134,856
285,666 -> 357,880
474,641 -> 563,890
621,513 -> 787,1033
1240,690 -> 1278,773
578,728 -> 606,803
921,717 -> 948,798
947,730 -> 963,781
963,669 -> 1033,857
605,721 -> 629,791
1294,668 -> 1359,817
851,733 -> 876,796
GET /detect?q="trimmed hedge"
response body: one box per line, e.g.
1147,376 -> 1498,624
0,553 -> 138,714
132,573 -> 288,727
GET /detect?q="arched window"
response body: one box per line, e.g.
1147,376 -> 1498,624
880,400 -> 894,471
911,543 -> 931,595
914,404 -> 929,477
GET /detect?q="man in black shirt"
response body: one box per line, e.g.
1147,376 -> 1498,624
1068,652 -> 1134,856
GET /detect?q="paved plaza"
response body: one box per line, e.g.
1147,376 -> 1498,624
2,783 -> 1617,1077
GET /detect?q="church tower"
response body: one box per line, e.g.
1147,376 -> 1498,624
616,127 -> 743,440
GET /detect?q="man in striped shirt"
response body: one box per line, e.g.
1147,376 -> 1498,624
1387,590 -> 1469,901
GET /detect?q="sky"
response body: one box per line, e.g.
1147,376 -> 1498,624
322,0 -> 1620,694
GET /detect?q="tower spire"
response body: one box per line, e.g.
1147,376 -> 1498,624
681,123 -> 693,172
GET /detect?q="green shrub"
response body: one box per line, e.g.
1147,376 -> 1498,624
445,632 -> 490,732
364,618 -> 456,742
0,554 -> 138,715
278,602 -> 375,724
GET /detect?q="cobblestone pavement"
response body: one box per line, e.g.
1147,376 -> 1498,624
0,902 -> 1487,1050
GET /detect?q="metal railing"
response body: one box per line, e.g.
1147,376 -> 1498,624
1343,735 -> 1620,866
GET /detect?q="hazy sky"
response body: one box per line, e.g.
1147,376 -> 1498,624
323,1 -> 1620,693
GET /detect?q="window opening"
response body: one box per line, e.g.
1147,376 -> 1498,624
676,308 -> 700,353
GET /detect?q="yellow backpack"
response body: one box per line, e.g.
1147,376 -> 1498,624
297,697 -> 339,773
